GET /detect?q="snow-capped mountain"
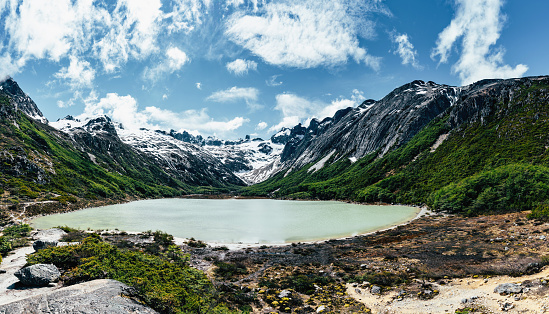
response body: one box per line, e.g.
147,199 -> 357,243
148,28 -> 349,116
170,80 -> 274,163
50,116 -> 244,187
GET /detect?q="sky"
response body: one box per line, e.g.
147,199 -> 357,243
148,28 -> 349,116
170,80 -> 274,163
0,0 -> 547,140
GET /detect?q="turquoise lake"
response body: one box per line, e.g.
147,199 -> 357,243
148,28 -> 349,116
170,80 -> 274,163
31,199 -> 419,244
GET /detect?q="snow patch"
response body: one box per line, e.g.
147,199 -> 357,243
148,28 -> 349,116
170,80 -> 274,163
348,156 -> 357,163
430,133 -> 449,152
308,150 -> 336,173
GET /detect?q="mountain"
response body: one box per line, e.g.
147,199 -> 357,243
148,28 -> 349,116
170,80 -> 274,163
162,130 -> 285,185
51,117 -> 244,187
244,76 -> 549,218
0,77 -> 243,218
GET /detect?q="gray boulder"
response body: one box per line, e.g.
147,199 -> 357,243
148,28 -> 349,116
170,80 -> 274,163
371,285 -> 381,294
32,240 -> 58,251
14,264 -> 60,287
0,279 -> 158,313
494,283 -> 522,295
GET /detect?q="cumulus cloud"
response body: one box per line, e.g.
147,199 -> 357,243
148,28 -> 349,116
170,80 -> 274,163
0,0 -> 196,80
145,106 -> 249,134
256,121 -> 268,130
79,92 -> 248,135
269,89 -> 365,132
431,0 -> 528,85
54,55 -> 96,89
225,0 -> 384,69
196,82 -> 202,89
226,59 -> 258,75
143,47 -> 189,81
206,86 -> 261,110
391,32 -> 422,69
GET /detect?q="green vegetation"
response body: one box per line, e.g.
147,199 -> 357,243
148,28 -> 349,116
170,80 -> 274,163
0,109 -> 240,215
27,234 -> 237,313
244,79 -> 549,219
0,224 -> 32,256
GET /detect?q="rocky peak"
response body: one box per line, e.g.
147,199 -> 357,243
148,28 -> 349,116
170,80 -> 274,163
0,77 -> 47,124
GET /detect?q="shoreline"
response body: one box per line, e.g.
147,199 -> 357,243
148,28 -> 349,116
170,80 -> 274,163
27,198 -> 426,251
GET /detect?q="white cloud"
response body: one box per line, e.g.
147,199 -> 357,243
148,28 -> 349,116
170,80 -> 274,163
226,59 -> 258,75
79,93 -> 150,130
145,106 -> 249,134
79,92 -> 248,135
196,82 -> 202,89
162,94 -> 168,100
266,74 -> 283,86
143,47 -> 189,81
269,89 -> 365,132
225,0 -> 382,69
431,0 -> 528,85
256,121 -> 268,130
391,32 -> 422,69
269,116 -> 301,133
206,86 -> 261,110
54,55 -> 95,89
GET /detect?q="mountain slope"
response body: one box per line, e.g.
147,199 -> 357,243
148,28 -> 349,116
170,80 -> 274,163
244,76 -> 549,216
0,78 -> 242,216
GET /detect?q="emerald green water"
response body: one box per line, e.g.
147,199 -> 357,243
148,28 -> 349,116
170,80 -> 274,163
31,199 -> 418,244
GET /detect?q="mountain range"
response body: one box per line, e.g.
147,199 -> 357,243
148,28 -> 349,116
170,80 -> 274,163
2,75 -> 549,220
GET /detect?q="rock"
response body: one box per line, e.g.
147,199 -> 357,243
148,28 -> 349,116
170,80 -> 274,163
278,290 -> 291,298
316,305 -> 328,313
0,279 -> 158,313
14,264 -> 60,287
33,228 -> 67,242
32,240 -> 58,251
494,283 -> 522,295
525,262 -> 541,274
371,285 -> 381,294
501,302 -> 514,311
540,235 -> 546,240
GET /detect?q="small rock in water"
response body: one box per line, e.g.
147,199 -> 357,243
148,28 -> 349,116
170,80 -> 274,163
15,264 -> 60,287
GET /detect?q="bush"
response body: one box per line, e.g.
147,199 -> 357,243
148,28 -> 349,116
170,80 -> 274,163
528,202 -> 549,221
429,164 -> 549,215
27,235 -> 235,313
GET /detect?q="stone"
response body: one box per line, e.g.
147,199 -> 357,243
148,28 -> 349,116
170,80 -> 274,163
316,305 -> 328,313
278,290 -> 291,298
32,240 -> 58,251
14,264 -> 60,287
0,279 -> 157,313
371,285 -> 381,294
494,283 -> 522,295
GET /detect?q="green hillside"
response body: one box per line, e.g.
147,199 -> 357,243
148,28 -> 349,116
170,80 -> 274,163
0,100 -> 234,217
244,79 -> 549,217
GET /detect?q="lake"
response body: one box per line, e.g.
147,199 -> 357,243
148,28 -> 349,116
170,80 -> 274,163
31,199 -> 419,244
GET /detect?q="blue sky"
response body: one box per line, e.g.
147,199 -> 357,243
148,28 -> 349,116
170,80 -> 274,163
0,0 -> 547,139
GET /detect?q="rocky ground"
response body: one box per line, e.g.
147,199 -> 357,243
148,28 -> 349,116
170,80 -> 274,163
1,210 -> 549,313
177,211 -> 549,313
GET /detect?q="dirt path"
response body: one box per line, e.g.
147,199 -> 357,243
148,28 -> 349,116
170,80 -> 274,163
347,267 -> 549,313
0,228 -> 66,305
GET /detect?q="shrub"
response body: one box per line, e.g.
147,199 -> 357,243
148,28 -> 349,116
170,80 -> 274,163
27,235 -> 235,313
528,202 -> 549,221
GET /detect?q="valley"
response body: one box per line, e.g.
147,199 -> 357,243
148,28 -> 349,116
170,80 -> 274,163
1,75 -> 549,313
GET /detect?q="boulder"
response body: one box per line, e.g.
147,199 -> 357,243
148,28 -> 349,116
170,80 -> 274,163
0,279 -> 158,313
371,285 -> 381,294
14,264 -> 60,287
494,283 -> 522,295
32,240 -> 58,251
